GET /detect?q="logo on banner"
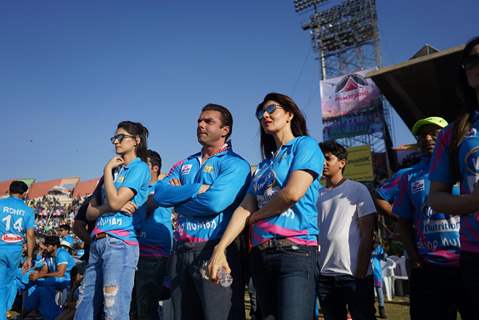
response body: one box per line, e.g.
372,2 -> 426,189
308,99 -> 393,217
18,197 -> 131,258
181,164 -> 192,175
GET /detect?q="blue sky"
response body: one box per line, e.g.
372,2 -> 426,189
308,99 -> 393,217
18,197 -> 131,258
1,0 -> 477,181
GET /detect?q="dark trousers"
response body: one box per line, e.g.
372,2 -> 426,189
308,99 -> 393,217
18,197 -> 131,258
249,245 -> 317,320
134,256 -> 169,320
459,251 -> 479,320
317,274 -> 376,320
169,241 -> 244,320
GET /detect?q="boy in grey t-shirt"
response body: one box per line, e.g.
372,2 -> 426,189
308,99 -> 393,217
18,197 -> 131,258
316,141 -> 377,320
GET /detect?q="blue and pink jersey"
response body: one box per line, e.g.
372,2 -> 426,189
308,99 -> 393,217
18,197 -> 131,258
376,167 -> 414,203
430,113 -> 479,253
394,157 -> 460,266
92,157 -> 150,245
0,196 -> 35,252
248,136 -> 324,247
134,183 -> 173,257
154,144 -> 251,243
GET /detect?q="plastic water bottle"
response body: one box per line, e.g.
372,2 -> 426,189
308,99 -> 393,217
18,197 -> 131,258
199,261 -> 233,287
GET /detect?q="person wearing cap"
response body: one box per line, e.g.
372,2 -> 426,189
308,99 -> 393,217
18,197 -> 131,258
393,117 -> 465,319
24,235 -> 75,320
0,181 -> 35,320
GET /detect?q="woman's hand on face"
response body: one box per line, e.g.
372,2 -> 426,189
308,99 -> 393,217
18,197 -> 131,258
105,156 -> 125,171
208,246 -> 230,282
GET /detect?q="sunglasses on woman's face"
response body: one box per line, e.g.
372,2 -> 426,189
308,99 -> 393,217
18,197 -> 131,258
110,134 -> 135,143
462,53 -> 479,70
256,104 -> 283,120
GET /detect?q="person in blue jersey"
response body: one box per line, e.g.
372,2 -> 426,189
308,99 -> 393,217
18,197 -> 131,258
429,36 -> 479,319
0,181 -> 35,320
126,149 -> 173,320
393,117 -> 467,319
151,104 -> 251,320
24,236 -> 75,320
371,239 -> 387,319
58,224 -> 75,247
74,121 -> 151,320
208,93 -> 324,320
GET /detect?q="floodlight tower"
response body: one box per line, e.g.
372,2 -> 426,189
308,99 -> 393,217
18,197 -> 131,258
295,0 -> 394,178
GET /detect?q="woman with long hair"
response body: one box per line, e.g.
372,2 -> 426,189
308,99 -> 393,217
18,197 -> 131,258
74,121 -> 151,320
429,36 -> 479,318
208,93 -> 324,319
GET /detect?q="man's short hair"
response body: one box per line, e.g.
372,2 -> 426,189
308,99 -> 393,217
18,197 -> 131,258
319,140 -> 348,161
44,236 -> 60,246
59,224 -> 71,232
147,149 -> 162,172
9,181 -> 29,195
201,103 -> 233,140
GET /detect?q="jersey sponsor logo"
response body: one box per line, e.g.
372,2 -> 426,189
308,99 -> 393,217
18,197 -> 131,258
412,179 -> 425,193
181,164 -> 192,175
1,233 -> 23,243
116,176 -> 125,183
203,165 -> 214,174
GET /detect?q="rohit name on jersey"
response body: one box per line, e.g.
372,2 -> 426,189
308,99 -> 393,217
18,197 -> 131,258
3,207 -> 27,216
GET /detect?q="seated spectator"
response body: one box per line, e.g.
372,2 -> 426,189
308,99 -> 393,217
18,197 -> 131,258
23,236 -> 75,320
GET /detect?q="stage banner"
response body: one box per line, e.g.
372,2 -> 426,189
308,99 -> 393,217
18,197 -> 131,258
320,69 -> 383,140
343,145 -> 374,182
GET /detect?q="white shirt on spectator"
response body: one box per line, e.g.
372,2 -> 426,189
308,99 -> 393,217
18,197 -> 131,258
317,179 -> 376,276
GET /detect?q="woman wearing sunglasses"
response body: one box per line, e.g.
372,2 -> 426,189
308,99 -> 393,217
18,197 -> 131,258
429,36 -> 479,318
208,93 -> 324,319
75,121 -> 151,320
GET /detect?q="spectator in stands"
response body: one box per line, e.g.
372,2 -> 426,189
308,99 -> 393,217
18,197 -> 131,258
208,93 -> 323,320
74,121 -> 151,320
429,36 -> 479,319
0,181 -> 35,320
316,141 -> 376,320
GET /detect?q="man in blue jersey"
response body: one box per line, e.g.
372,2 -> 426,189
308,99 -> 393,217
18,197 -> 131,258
393,117 -> 467,319
0,181 -> 35,320
24,235 -> 75,320
128,149 -> 173,320
151,104 -> 251,320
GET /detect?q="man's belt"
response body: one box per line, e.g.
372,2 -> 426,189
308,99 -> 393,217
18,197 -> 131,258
257,238 -> 297,251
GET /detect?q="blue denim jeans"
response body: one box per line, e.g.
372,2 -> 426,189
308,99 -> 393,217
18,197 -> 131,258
249,245 -> 317,320
317,274 -> 376,320
74,236 -> 139,320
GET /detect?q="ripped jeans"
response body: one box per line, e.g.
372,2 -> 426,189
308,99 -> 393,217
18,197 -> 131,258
74,236 -> 139,320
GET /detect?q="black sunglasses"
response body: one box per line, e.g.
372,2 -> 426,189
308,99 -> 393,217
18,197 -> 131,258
462,53 -> 479,70
256,104 -> 283,120
110,134 -> 135,143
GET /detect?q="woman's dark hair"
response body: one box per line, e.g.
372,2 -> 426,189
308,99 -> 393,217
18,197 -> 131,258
117,121 -> 149,162
450,36 -> 479,181
256,92 -> 309,159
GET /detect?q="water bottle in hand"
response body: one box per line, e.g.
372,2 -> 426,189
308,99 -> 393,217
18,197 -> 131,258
200,261 -> 233,287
